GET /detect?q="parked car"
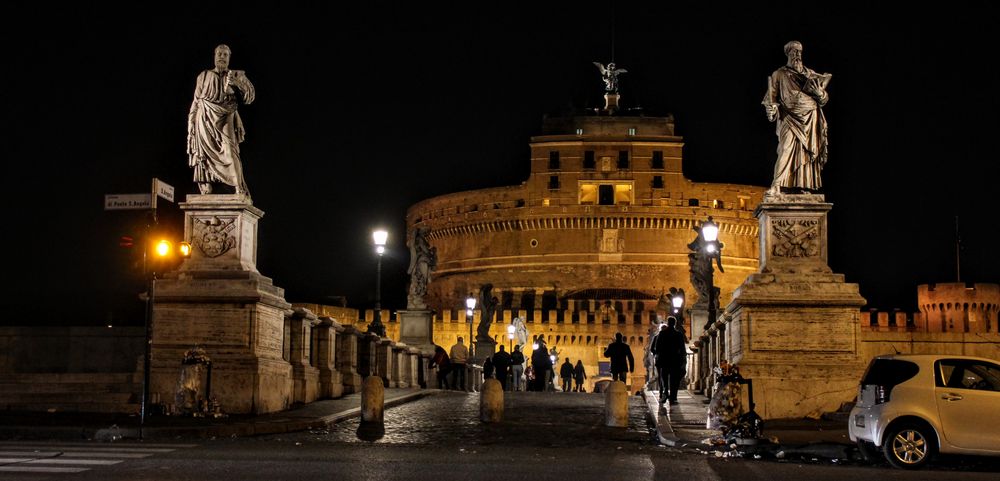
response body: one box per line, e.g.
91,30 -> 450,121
849,354 -> 1000,469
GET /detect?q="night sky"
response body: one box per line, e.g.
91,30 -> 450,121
3,3 -> 998,325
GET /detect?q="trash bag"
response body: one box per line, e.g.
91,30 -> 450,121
706,361 -> 743,432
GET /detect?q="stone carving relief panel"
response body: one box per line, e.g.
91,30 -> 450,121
770,219 -> 820,258
193,216 -> 238,258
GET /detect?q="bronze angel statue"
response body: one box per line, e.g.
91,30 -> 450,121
593,61 -> 627,93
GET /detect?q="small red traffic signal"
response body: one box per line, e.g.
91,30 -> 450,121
119,236 -> 134,248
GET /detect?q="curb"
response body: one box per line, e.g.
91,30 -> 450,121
0,390 -> 437,441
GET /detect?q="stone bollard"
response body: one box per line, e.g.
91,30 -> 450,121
480,378 -> 503,423
361,376 -> 385,423
604,380 -> 628,427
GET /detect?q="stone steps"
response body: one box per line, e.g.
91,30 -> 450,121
0,372 -> 140,413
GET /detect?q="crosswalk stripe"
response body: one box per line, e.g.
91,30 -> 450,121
25,459 -> 122,465
0,450 -> 151,458
0,466 -> 90,473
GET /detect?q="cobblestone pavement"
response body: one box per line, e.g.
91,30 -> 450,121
254,391 -> 653,449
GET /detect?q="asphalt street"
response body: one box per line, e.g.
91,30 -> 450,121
1,392 -> 997,480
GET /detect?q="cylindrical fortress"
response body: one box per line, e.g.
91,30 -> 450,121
918,283 -> 1000,333
408,114 -> 766,319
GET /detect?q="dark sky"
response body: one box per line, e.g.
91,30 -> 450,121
2,3 -> 998,325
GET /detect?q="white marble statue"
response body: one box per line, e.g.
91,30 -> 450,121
187,44 -> 256,197
762,41 -> 831,194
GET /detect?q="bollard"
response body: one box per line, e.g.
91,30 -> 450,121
604,380 -> 628,427
480,378 -> 503,423
361,376 -> 385,423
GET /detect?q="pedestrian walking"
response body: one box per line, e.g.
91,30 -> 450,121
493,345 -> 512,391
652,317 -> 686,404
510,345 -> 525,391
559,358 -> 574,392
429,345 -> 452,389
482,355 -> 494,381
449,337 -> 469,391
573,360 -> 587,392
603,332 -> 635,384
531,339 -> 553,392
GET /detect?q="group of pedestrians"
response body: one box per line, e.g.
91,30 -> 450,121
558,358 -> 587,392
429,336 -> 470,390
651,317 -> 688,405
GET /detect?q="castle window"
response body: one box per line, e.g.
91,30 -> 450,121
652,176 -> 664,188
599,185 -> 614,205
627,127 -> 636,136
738,197 -> 747,210
713,199 -> 724,209
688,198 -> 700,207
618,150 -> 629,169
583,150 -> 595,169
549,151 -> 560,170
548,175 -> 560,190
652,151 -> 664,169
516,199 -> 525,207
575,128 -> 584,135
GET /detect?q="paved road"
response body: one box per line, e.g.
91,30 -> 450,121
1,392 -> 997,480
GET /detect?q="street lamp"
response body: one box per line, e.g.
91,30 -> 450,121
507,323 -> 515,351
670,287 -> 686,334
369,229 -> 388,338
691,216 -> 724,330
141,235 -> 190,438
465,294 -> 477,357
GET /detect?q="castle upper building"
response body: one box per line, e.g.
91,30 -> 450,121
407,107 -> 767,326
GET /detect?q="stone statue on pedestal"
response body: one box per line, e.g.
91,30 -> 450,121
476,284 -> 499,341
762,41 -> 831,195
188,44 -> 256,198
406,226 -> 436,309
593,61 -> 627,93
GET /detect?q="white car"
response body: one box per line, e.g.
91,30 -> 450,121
849,354 -> 1000,469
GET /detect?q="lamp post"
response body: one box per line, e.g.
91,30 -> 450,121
699,217 -> 723,331
465,294 -> 477,358
507,324 -> 515,351
670,287 -> 686,336
141,237 -> 190,439
369,229 -> 388,338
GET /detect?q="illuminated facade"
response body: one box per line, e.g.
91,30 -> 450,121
405,111 -> 767,385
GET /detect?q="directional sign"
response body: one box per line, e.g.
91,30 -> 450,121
154,178 -> 175,202
104,193 -> 151,210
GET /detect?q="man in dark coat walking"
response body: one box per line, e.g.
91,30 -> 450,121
531,339 -> 553,391
492,345 -> 512,391
603,332 -> 635,384
652,317 -> 687,404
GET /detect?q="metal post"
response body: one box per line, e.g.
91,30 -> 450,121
370,253 -> 385,337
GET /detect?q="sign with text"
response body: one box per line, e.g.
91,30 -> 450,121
154,178 -> 175,202
104,193 -> 151,210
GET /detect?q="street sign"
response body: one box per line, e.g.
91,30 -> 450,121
154,178 -> 175,202
104,193 -> 152,210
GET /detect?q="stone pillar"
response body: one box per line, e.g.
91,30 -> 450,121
316,316 -> 344,399
398,310 -> 435,354
287,308 -> 321,404
408,348 -> 421,388
337,325 -> 362,394
357,332 -> 377,379
376,338 -> 394,387
151,194 -> 293,415
724,194 -> 866,419
392,343 -> 408,389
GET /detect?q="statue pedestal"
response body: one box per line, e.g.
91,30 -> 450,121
398,310 -> 435,353
150,194 -> 293,415
723,194 -> 866,419
473,338 -> 496,365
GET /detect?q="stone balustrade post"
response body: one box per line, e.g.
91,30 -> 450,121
337,325 -> 363,394
287,308 -> 321,404
316,316 -> 344,399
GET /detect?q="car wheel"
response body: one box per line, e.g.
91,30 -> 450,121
856,440 -> 880,462
883,421 -> 936,469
